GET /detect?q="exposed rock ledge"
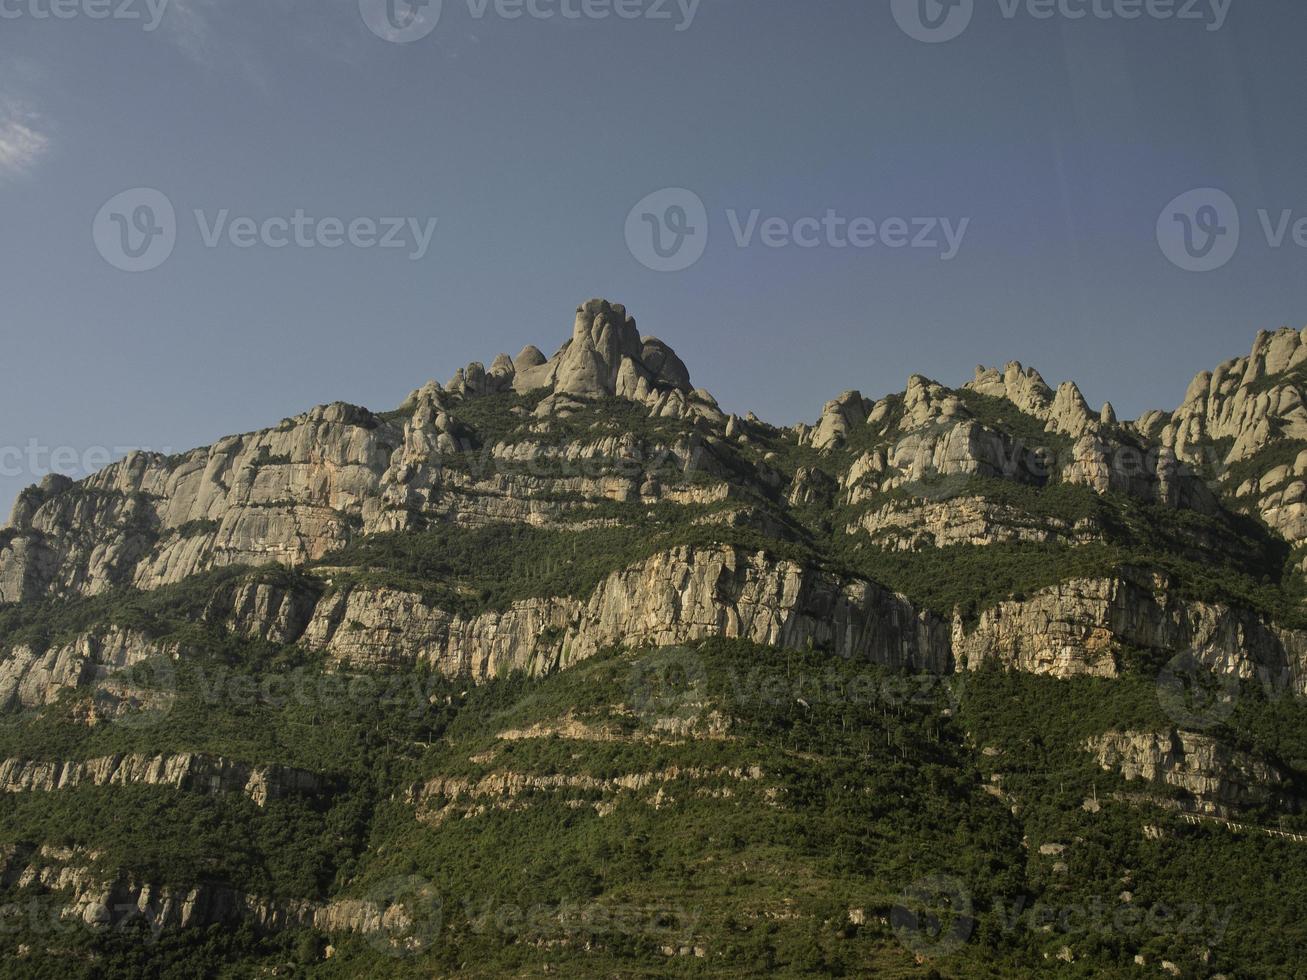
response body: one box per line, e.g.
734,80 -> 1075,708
1088,730 -> 1297,818
955,569 -> 1307,694
0,626 -> 171,712
4,845 -> 420,940
9,555 -> 1307,721
0,752 -> 322,807
298,545 -> 954,679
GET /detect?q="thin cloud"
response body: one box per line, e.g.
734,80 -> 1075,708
0,100 -> 50,181
159,0 -> 369,84
157,0 -> 273,90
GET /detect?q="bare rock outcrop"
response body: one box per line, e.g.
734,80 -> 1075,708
810,391 -> 872,451
0,627 -> 169,711
1,845 -> 420,940
0,752 -> 321,807
956,569 -> 1307,693
850,495 -> 1099,551
1135,326 -> 1307,554
0,300 -> 724,603
203,574 -> 320,644
303,545 -> 952,679
1088,730 -> 1295,818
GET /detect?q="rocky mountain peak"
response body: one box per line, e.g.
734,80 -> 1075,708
396,299 -> 713,424
502,298 -> 715,421
1151,325 -> 1307,463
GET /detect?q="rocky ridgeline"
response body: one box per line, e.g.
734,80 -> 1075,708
5,546 -> 1305,729
1140,326 -> 1307,550
811,364 -> 1215,519
0,752 -> 321,808
4,301 -> 1304,607
2,303 -> 1307,707
0,300 -> 728,604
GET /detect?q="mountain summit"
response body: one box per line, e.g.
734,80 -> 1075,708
1,302 -> 1307,976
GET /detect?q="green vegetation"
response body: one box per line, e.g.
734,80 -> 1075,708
7,376 -> 1307,976
1,640 -> 1303,976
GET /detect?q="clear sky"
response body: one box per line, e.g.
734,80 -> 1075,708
2,0 -> 1306,518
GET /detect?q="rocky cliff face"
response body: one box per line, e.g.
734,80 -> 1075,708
0,752 -> 321,807
0,626 -> 171,712
0,300 -> 729,604
956,568 -> 1307,694
276,544 -> 952,680
8,545 -> 1304,719
1139,326 -> 1307,552
1,844 -> 417,941
848,494 -> 1100,551
5,301 -> 1307,704
1088,730 -> 1296,818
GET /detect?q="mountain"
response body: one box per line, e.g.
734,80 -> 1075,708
1,298 -> 1306,977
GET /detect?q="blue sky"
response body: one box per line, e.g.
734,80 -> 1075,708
2,0 -> 1306,517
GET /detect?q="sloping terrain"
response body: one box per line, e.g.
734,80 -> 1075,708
2,300 -> 1306,977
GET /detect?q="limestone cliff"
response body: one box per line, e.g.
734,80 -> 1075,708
956,569 -> 1307,695
1088,730 -> 1296,818
299,544 -> 952,679
0,752 -> 321,807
